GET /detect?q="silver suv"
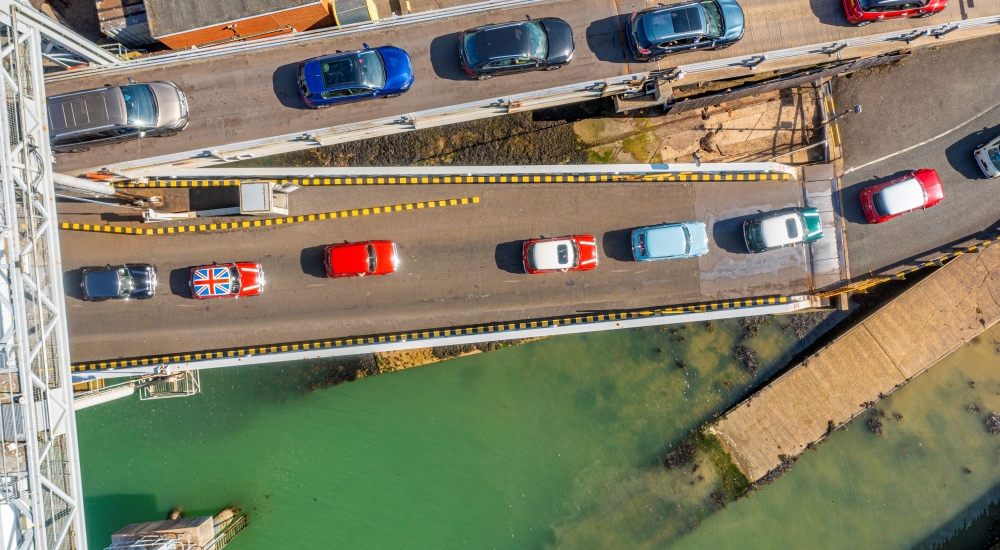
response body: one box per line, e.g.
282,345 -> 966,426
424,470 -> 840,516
47,80 -> 189,153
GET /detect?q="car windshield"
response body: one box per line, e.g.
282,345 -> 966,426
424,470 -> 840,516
357,50 -> 386,88
120,84 -> 156,127
700,0 -> 724,37
463,31 -> 482,66
858,0 -> 927,10
117,267 -> 132,297
871,192 -> 891,217
229,266 -> 241,292
366,244 -> 377,273
526,21 -> 548,59
682,225 -> 693,252
989,148 -> 1000,171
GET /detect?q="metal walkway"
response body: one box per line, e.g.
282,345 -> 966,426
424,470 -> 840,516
0,1 -> 102,548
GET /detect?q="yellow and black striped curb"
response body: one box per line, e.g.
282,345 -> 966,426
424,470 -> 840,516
71,296 -> 791,372
59,197 -> 480,236
113,172 -> 791,188
814,237 -> 998,298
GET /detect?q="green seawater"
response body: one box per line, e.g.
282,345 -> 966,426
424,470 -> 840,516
77,314 -> 1000,549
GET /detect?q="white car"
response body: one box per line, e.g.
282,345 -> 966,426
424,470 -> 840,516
975,135 -> 1000,178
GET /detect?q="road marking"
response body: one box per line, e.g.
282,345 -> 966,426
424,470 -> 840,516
113,172 -> 792,188
843,102 -> 1000,176
59,196 -> 480,236
70,295 -> 792,372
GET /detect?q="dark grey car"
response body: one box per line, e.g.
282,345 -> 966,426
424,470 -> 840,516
459,17 -> 575,80
48,81 -> 189,153
81,264 -> 157,301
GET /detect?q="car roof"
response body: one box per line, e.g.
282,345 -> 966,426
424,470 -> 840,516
84,269 -> 121,297
760,213 -> 803,247
47,86 -> 127,135
879,178 -> 926,215
191,265 -> 234,297
477,22 -> 533,60
642,4 -> 706,41
330,242 -> 371,274
644,225 -> 688,258
530,239 -> 576,270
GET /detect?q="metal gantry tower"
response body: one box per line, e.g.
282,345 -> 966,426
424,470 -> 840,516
0,1 -> 123,549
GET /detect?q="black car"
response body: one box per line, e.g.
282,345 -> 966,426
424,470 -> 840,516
626,0 -> 745,61
81,264 -> 157,301
459,17 -> 574,80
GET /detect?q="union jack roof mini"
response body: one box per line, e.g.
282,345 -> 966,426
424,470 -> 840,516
191,266 -> 233,297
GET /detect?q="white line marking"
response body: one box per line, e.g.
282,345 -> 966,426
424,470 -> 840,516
843,103 -> 1000,176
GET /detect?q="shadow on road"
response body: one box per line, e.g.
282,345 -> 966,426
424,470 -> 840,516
711,212 -> 773,254
602,227 -> 636,262
495,241 -> 524,274
946,124 -> 1000,180
586,16 -> 628,63
272,62 -> 308,109
839,170 -> 912,225
300,245 -> 329,278
430,32 -> 470,81
169,267 -> 194,298
808,0 -> 851,26
63,269 -> 85,301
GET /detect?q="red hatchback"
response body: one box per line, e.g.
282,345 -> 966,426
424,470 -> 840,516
522,235 -> 598,274
190,262 -> 264,299
860,168 -> 944,224
325,240 -> 398,278
842,0 -> 947,25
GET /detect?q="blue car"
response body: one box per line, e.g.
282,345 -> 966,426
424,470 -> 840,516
297,44 -> 414,108
631,222 -> 709,261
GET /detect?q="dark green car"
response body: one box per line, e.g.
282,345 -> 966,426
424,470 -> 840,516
743,208 -> 823,253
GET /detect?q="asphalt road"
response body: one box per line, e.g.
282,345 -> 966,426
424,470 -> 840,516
835,34 -> 1000,276
45,0 -> 995,174
60,181 -> 810,362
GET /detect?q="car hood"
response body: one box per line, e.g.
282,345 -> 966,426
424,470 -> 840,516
236,262 -> 263,294
127,265 -> 155,298
148,82 -> 186,128
371,241 -> 398,274
377,47 -> 414,91
718,0 -> 745,41
330,243 -> 370,275
687,223 -> 710,256
84,270 -> 121,298
541,19 -> 575,63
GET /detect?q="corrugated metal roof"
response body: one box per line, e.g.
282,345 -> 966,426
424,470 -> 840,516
145,0 -> 322,38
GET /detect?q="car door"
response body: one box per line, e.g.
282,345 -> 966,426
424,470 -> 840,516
483,58 -> 515,76
511,56 -> 540,73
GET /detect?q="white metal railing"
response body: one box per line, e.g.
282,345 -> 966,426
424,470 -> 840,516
65,13 -> 1000,177
0,2 -> 90,549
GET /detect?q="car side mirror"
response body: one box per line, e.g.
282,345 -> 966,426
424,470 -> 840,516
362,42 -> 370,49
127,77 -> 136,84
525,14 -> 532,19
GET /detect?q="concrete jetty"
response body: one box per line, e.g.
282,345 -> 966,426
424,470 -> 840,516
710,239 -> 1000,481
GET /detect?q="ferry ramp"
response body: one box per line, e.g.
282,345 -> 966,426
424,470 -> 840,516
710,238 -> 1000,481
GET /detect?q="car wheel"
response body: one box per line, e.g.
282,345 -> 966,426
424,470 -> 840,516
477,74 -> 493,81
384,93 -> 401,98
854,20 -> 872,26
545,64 -> 562,71
159,132 -> 178,137
917,11 -> 933,16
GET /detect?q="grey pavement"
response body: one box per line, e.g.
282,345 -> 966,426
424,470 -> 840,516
60,180 -> 809,362
46,0 -> 1000,174
835,34 -> 1000,276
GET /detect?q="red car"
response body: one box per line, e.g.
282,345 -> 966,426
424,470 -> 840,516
189,262 -> 264,299
325,240 -> 398,278
842,0 -> 947,25
522,235 -> 598,274
860,168 -> 944,224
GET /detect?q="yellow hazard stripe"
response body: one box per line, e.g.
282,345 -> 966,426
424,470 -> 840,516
70,295 -> 792,372
59,196 -> 481,235
115,172 -> 791,187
